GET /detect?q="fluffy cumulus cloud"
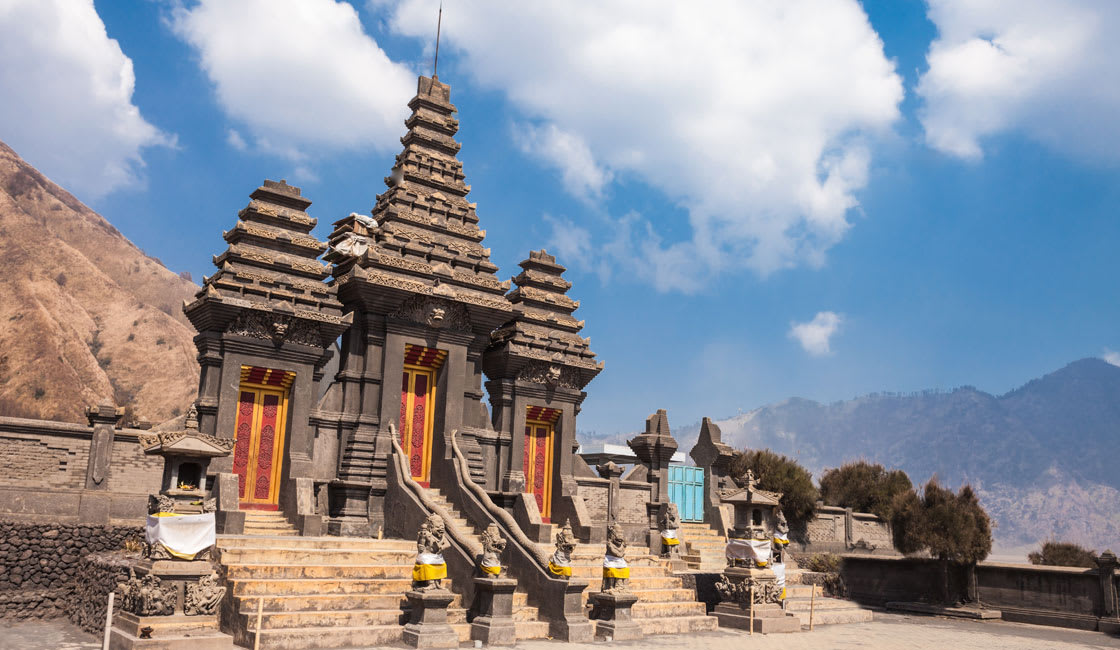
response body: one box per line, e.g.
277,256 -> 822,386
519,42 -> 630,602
789,311 -> 842,356
169,0 -> 415,158
1104,349 -> 1120,367
387,0 -> 903,291
0,0 -> 172,198
918,0 -> 1120,161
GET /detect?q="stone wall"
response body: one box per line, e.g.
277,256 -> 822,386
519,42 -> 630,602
618,481 -> 651,524
797,504 -> 895,555
0,519 -> 142,620
67,550 -> 140,634
841,554 -> 1120,632
0,416 -> 160,524
577,478 -> 609,523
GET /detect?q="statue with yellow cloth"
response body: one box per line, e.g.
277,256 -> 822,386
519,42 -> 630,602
478,523 -> 506,577
658,503 -> 681,559
602,522 -> 631,594
413,514 -> 450,591
548,519 -> 576,578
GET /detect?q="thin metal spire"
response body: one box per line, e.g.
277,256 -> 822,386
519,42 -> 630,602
433,1 -> 443,77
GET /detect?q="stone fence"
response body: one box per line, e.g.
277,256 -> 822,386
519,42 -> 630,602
841,554 -> 1120,633
795,504 -> 896,555
0,415 -> 162,525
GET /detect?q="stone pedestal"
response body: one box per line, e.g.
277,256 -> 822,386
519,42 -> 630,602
590,592 -> 642,641
109,560 -> 234,649
403,589 -> 458,648
714,602 -> 801,634
470,577 -> 517,645
545,578 -> 594,643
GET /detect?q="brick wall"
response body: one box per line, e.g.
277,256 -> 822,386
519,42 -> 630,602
618,482 -> 650,525
0,432 -> 88,489
107,441 -> 163,494
577,480 -> 609,522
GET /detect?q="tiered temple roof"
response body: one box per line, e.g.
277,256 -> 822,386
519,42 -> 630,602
485,250 -> 603,389
325,75 -> 511,318
183,180 -> 349,345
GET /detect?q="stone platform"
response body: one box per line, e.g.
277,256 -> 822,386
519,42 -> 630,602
714,602 -> 802,634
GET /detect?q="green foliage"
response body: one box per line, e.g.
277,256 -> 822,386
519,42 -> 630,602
803,553 -> 843,574
890,477 -> 992,564
729,448 -> 818,530
819,461 -> 913,520
1028,541 -> 1097,568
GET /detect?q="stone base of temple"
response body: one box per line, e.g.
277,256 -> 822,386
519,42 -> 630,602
886,602 -> 1002,619
590,592 -> 643,640
714,602 -> 802,634
402,589 -> 459,649
108,612 -> 234,650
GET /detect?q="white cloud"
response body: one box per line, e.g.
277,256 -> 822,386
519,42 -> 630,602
516,124 -> 612,200
1104,349 -> 1120,367
789,312 -> 843,356
387,0 -> 903,291
918,0 -> 1120,161
0,0 -> 172,198
226,128 -> 247,151
169,0 -> 415,160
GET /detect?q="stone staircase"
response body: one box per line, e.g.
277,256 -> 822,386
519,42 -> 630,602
242,510 -> 300,536
679,521 -> 727,571
216,533 -> 547,649
424,489 -> 552,640
535,541 -> 718,636
783,577 -> 873,626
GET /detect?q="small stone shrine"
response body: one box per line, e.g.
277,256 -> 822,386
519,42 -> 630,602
109,406 -> 234,648
712,470 -> 801,634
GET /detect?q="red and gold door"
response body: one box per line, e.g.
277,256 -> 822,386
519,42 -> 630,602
523,406 -> 561,521
399,345 -> 446,484
232,367 -> 293,508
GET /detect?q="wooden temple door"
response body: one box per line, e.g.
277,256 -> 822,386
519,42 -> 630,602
399,345 -> 446,485
523,406 -> 561,521
231,366 -> 293,509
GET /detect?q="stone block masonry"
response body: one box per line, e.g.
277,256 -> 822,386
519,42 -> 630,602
0,520 -> 142,620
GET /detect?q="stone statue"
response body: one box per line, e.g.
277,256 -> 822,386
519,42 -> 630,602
184,571 -> 226,616
659,503 -> 682,558
413,514 -> 450,591
548,519 -> 576,579
602,522 -> 630,594
118,570 -> 175,617
478,523 -> 506,576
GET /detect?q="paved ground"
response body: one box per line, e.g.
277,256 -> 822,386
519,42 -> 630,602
7,613 -> 1120,649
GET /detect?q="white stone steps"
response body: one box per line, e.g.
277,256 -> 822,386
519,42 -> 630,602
237,593 -> 407,613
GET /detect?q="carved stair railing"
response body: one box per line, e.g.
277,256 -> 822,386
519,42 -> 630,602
385,427 -> 481,607
435,429 -> 592,642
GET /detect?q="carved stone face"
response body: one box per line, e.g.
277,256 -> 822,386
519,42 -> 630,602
429,515 -> 445,536
429,307 -> 446,324
547,366 -> 562,381
607,522 -> 623,543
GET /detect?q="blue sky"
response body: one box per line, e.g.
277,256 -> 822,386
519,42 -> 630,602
2,0 -> 1118,437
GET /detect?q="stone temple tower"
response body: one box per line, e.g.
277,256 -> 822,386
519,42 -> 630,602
316,75 -> 513,535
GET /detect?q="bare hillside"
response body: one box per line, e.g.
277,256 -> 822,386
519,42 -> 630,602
0,140 -> 199,423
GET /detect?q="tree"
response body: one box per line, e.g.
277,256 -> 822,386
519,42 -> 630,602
1028,541 -> 1097,568
728,449 -> 818,536
890,478 -> 993,605
819,461 -> 913,520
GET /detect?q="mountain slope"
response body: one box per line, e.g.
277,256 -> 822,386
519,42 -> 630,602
0,140 -> 199,423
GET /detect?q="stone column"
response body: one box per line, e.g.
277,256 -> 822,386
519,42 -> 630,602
79,404 -> 121,523
1098,550 -> 1118,619
589,592 -> 641,640
403,589 -> 458,648
627,409 -> 678,505
690,417 -> 734,529
597,461 -> 624,522
470,577 -> 518,645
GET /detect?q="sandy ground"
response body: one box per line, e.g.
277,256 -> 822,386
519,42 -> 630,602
6,613 -> 1119,650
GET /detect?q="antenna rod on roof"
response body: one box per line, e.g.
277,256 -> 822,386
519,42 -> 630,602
433,1 -> 443,77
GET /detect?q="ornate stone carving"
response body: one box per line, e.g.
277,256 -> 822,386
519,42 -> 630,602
715,572 -> 782,605
390,295 -> 471,332
413,514 -> 450,591
603,522 -> 630,594
548,519 -> 576,580
116,569 -> 175,617
184,572 -> 226,616
478,523 -> 506,576
226,311 -> 322,347
516,361 -> 578,389
149,494 -> 175,515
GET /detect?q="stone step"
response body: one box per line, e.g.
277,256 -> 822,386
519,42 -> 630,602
220,548 -> 417,565
579,576 -> 685,591
788,604 -> 873,626
514,620 -> 551,639
226,564 -> 414,580
784,597 -> 856,612
232,577 -> 414,597
243,624 -> 406,649
637,614 -> 719,635
568,565 -> 671,578
631,600 -> 708,618
582,587 -> 697,603
237,593 -> 408,613
217,535 -> 414,550
785,584 -> 824,598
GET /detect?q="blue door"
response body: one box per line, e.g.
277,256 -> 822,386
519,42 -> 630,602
667,465 -> 705,522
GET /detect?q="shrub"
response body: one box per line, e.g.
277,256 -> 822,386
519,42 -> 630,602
729,448 -> 818,533
1028,541 -> 1097,568
819,461 -> 912,520
891,478 -> 992,565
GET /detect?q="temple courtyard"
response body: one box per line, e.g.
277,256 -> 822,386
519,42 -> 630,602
8,613 -> 1119,650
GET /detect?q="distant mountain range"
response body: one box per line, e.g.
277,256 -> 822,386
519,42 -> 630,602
585,358 -> 1120,554
0,140 -> 199,423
